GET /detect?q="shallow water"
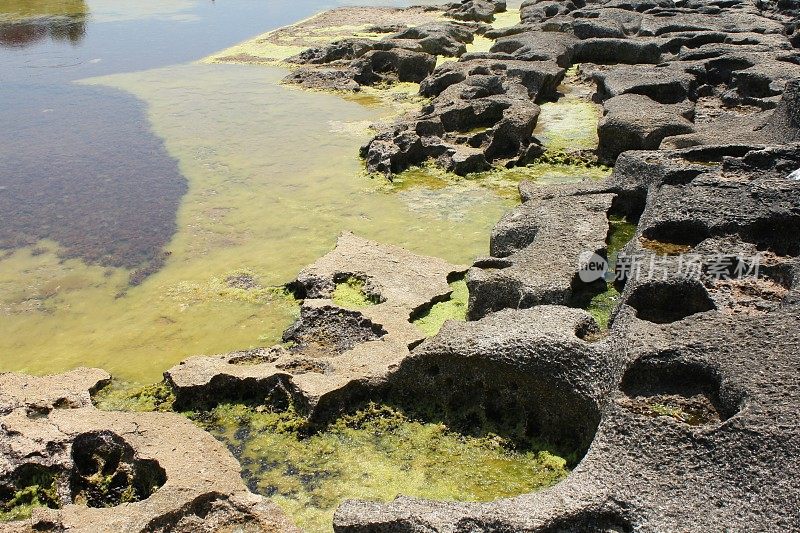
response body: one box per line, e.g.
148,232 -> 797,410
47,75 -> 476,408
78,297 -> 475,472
0,0 -> 515,382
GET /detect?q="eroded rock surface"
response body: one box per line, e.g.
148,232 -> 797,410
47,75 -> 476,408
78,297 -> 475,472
353,0 -> 798,175
0,369 -> 298,533
333,135 -> 800,532
166,232 -> 466,426
467,183 -> 615,319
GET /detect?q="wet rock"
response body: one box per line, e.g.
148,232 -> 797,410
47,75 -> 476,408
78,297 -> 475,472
166,232 -> 466,425
0,369 -> 298,533
419,58 -> 563,98
467,183 -> 615,319
363,66 -> 551,176
351,48 -> 437,84
283,67 -> 363,92
597,93 -> 695,163
286,38 -> 374,64
333,144 -> 800,532
490,30 -> 580,66
616,145 -> 800,256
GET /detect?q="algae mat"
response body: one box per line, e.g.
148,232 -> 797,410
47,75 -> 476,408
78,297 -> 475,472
0,63 -> 511,382
197,403 -> 569,533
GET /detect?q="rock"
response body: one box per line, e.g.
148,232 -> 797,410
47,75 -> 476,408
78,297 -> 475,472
383,305 -> 607,450
0,369 -> 298,533
351,48 -> 437,84
467,183 -> 616,319
283,67 -> 362,92
590,63 -> 697,103
166,232 -> 466,425
333,143 -> 800,533
286,38 -> 374,64
597,93 -> 695,163
334,307 -> 800,532
419,58 -> 564,99
363,65 -> 549,176
490,30 -> 580,66
631,145 -> 800,256
520,0 -> 574,23
445,0 -> 506,23
572,37 -> 662,64
388,22 -> 476,57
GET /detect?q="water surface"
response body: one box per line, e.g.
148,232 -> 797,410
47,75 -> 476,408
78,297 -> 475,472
1,0 -> 515,381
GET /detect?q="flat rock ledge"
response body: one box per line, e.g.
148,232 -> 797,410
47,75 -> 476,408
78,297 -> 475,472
166,232 -> 466,425
0,369 -> 298,533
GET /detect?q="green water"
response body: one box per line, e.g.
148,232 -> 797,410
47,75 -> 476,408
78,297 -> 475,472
0,64 -> 511,382
195,403 -> 569,533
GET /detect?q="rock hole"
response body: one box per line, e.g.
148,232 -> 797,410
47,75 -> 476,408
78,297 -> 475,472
619,356 -> 742,425
70,431 -> 166,508
626,280 -> 715,323
641,220 -> 709,248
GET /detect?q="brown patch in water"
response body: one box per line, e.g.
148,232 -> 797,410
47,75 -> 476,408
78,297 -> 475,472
619,393 -> 721,426
0,84 -> 187,282
639,236 -> 693,256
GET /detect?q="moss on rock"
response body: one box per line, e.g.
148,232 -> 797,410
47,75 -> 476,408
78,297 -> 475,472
331,277 -> 379,309
412,278 -> 468,336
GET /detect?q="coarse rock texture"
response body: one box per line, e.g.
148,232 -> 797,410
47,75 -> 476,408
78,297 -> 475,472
381,305 -> 607,452
332,143 -> 800,532
166,232 -> 466,426
214,0 -> 800,178
467,182 -> 615,319
444,0 -> 508,23
0,369 -> 298,533
205,6 -> 444,64
347,0 -> 799,177
361,59 -> 564,176
597,93 -> 695,163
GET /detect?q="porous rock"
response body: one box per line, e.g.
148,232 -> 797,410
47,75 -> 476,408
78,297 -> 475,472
0,369 -> 298,533
467,183 -> 615,319
166,232 -> 466,426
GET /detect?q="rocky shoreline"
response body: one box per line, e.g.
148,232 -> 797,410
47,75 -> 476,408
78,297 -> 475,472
3,0 -> 800,531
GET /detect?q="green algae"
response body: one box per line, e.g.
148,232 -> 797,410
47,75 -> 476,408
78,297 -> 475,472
331,277 -> 378,309
93,381 -> 176,413
412,277 -> 468,336
192,402 -> 570,533
0,62 -> 511,382
586,216 -> 637,329
203,8 -> 444,65
392,159 -> 610,201
0,467 -> 59,522
164,269 -> 299,309
535,65 -> 602,153
490,9 -> 521,30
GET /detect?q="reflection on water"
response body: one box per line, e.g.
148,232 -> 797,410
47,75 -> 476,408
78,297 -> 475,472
0,0 -> 88,48
0,83 -> 187,280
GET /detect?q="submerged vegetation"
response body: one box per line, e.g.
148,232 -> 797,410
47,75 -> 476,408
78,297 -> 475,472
0,466 -> 59,522
192,403 -> 569,533
93,381 -> 176,413
412,277 -> 469,336
586,216 -> 637,328
92,381 -> 570,533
